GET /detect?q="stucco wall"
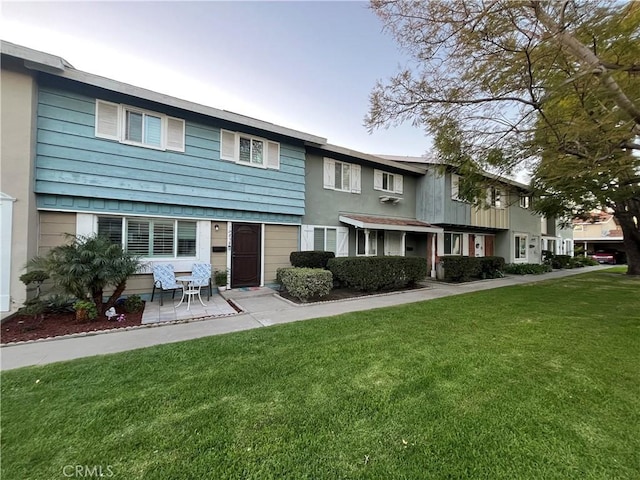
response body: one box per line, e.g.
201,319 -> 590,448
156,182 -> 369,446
1,60 -> 39,315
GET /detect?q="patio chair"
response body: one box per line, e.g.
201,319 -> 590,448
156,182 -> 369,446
191,262 -> 212,301
151,264 -> 183,306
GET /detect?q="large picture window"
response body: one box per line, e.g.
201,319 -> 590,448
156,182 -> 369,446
97,216 -> 196,258
444,232 -> 462,255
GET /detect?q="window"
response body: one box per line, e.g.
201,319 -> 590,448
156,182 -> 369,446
514,234 -> 528,260
374,169 -> 403,194
451,173 -> 460,200
97,216 -> 197,258
519,195 -> 530,209
220,129 -> 280,169
444,232 -> 462,255
95,100 -> 185,152
357,230 -> 377,256
323,158 -> 361,193
488,186 -> 502,208
314,227 -> 337,253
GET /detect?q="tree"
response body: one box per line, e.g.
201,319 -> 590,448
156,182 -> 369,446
28,235 -> 142,316
366,0 -> 640,274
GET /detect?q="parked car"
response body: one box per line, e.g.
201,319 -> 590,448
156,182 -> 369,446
588,249 -> 625,264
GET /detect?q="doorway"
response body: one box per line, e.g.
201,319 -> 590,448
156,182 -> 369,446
231,223 -> 261,288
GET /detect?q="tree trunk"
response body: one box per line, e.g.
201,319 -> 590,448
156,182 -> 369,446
614,202 -> 640,275
92,290 -> 105,317
103,281 -> 127,314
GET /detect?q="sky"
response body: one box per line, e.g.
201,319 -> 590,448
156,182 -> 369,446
1,1 -> 433,156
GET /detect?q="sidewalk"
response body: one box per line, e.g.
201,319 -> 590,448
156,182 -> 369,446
0,266 -> 606,371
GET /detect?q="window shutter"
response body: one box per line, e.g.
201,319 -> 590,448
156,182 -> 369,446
266,141 -> 280,169
323,158 -> 335,189
95,100 -> 119,140
351,164 -> 361,193
166,117 -> 185,152
300,225 -> 315,251
451,174 -> 460,200
336,227 -> 349,257
220,130 -> 237,161
374,169 -> 383,191
394,174 -> 403,194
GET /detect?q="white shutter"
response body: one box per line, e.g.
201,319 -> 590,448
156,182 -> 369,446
220,130 -> 237,161
336,227 -> 349,257
323,158 -> 335,189
451,173 -> 460,200
395,174 -> 403,194
300,225 -> 314,251
374,169 -> 383,191
166,117 -> 185,152
351,164 -> 361,193
95,100 -> 119,140
266,141 -> 280,169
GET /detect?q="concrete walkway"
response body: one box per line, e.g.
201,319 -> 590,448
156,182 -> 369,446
0,266 -> 606,371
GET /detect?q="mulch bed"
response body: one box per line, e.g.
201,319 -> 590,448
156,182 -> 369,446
277,284 -> 426,304
1,304 -> 144,344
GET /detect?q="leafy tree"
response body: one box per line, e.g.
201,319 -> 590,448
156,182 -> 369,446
28,235 -> 142,315
366,0 -> 640,274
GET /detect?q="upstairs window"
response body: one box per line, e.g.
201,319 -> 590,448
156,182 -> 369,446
323,158 -> 361,193
374,169 -> 403,194
451,173 -> 461,200
95,100 -> 185,152
488,186 -> 503,208
220,129 -> 280,169
519,195 -> 531,209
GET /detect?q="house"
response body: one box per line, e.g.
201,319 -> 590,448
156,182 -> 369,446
1,41 -> 573,317
573,212 -> 625,257
381,156 -> 573,267
301,144 -> 443,277
1,41 -> 326,316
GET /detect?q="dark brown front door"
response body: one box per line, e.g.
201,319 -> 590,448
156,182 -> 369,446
485,235 -> 495,256
231,223 -> 261,288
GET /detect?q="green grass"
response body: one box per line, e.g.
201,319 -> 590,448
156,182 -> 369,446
2,270 -> 639,479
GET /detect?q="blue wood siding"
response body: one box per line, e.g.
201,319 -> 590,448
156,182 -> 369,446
416,170 -> 471,226
35,84 -> 306,219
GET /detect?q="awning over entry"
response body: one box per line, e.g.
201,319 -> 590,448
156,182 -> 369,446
339,214 -> 443,234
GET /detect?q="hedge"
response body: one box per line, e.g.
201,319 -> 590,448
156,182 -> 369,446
276,267 -> 333,301
440,256 -> 481,282
290,251 -> 335,269
503,263 -> 552,275
327,256 -> 427,292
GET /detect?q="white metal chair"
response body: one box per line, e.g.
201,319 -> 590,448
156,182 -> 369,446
151,264 -> 182,306
191,263 -> 212,301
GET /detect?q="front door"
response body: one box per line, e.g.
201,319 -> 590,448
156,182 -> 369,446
231,223 -> 261,288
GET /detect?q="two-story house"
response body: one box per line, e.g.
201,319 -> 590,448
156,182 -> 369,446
301,145 -> 443,277
1,41 -> 326,315
573,212 -> 624,257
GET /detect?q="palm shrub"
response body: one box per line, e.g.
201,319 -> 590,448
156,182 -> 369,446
28,234 -> 141,316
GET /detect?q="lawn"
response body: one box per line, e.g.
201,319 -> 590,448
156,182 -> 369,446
2,270 -> 639,479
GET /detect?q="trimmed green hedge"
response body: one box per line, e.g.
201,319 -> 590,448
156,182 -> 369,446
440,256 -> 506,282
503,263 -> 552,275
276,267 -> 333,301
327,256 -> 427,292
290,251 -> 335,269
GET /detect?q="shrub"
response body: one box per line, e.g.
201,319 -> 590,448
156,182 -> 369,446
73,300 -> 98,322
440,256 -> 481,282
551,255 -> 572,269
124,294 -> 144,313
503,263 -> 552,275
479,256 -> 506,279
575,256 -> 598,266
27,234 -> 141,316
277,268 -> 333,301
328,256 -> 427,292
290,251 -> 335,269
214,269 -> 228,287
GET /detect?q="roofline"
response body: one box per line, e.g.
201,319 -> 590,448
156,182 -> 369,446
1,40 -> 327,145
318,144 -> 427,175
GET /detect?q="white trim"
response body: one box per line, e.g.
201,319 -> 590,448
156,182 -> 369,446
260,223 -> 265,287
220,129 -> 280,170
374,169 -> 403,195
514,232 -> 529,263
225,221 -> 232,289
339,215 -> 442,234
0,193 -> 15,312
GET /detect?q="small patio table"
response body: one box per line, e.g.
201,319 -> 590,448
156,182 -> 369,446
175,275 -> 206,310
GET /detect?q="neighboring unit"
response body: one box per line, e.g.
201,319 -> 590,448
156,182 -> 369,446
573,212 -> 626,263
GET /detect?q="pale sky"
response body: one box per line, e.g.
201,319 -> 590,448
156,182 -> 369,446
1,0 -> 432,156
